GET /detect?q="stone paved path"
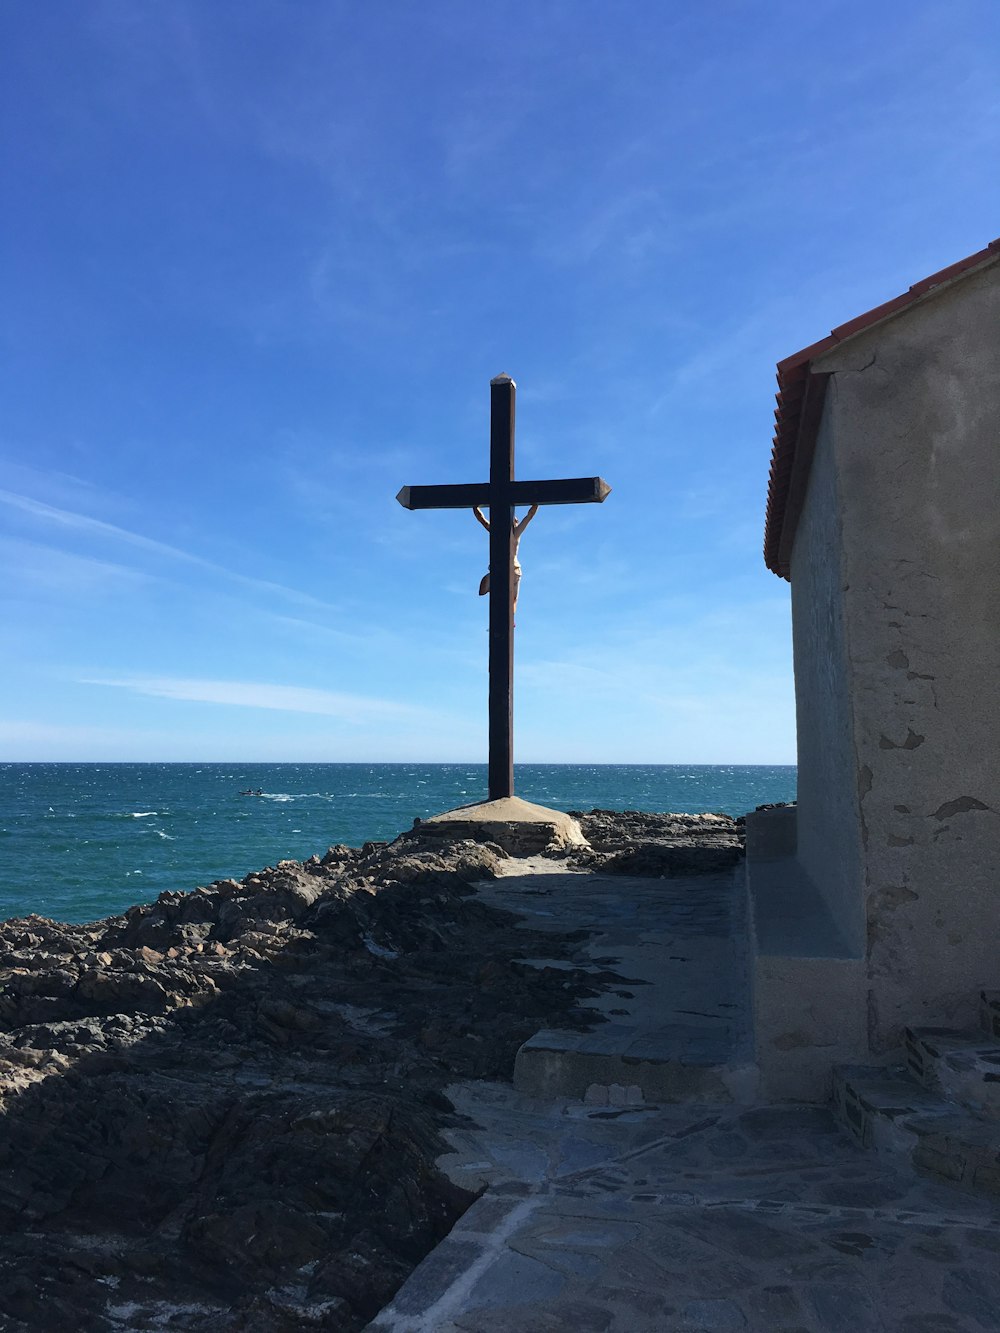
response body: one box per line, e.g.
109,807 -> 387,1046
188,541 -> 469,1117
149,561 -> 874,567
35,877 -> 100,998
370,1085 -> 1000,1332
367,861 -> 1000,1333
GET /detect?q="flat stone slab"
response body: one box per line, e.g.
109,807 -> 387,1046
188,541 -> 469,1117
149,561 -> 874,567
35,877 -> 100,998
472,858 -> 755,1103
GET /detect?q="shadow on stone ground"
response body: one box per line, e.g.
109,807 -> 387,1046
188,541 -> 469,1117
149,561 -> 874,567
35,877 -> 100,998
0,814 -> 736,1330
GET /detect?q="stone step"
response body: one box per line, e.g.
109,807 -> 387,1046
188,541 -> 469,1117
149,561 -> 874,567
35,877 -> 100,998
513,1022 -> 756,1105
980,990 -> 1000,1039
833,1063 -> 955,1148
833,1063 -> 1000,1200
904,1024 -> 1000,1120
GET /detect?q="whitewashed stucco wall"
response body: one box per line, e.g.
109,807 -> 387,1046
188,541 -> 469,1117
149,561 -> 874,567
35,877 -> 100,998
791,261 -> 1000,1053
789,409 -> 865,957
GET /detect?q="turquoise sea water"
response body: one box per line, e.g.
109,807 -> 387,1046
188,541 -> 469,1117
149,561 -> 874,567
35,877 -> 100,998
0,763 -> 796,924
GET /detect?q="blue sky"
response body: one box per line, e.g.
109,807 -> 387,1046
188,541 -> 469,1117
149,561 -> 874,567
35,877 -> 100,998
3,1 -> 998,764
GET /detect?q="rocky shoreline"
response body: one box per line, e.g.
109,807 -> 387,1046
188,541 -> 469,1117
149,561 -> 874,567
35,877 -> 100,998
0,811 -> 742,1331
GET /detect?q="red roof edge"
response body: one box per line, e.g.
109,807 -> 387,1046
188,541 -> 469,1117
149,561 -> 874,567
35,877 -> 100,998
764,238 -> 1000,578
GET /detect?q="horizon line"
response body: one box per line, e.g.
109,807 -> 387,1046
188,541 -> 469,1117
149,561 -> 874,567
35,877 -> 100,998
0,758 -> 798,768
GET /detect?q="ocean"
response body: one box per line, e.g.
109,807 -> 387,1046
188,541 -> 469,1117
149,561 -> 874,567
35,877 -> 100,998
0,762 -> 795,924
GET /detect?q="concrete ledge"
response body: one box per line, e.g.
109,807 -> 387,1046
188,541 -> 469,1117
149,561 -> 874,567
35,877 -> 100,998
747,847 -> 866,1101
749,854 -> 855,960
744,805 -> 797,859
513,1022 -> 744,1103
754,953 -> 866,1101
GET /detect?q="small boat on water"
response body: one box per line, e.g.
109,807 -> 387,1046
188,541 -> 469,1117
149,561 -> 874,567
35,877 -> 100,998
239,788 -> 265,796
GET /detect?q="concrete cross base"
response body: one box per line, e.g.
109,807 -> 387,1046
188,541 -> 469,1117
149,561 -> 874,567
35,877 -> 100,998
411,797 -> 588,857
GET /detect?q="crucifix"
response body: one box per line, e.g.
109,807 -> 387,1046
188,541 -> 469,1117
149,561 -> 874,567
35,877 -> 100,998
396,374 -> 611,801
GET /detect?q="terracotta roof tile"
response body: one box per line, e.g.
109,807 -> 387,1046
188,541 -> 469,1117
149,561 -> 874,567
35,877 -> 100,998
830,290 -> 916,341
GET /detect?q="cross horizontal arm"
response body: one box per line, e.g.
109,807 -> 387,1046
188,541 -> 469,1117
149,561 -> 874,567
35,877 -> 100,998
396,483 -> 491,510
512,477 -> 612,506
396,476 -> 611,511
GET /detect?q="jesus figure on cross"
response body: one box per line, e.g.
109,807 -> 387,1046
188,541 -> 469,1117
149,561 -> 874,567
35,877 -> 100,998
473,502 -> 538,613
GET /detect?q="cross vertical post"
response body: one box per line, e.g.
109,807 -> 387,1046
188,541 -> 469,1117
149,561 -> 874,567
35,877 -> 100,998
395,376 -> 610,803
488,374 -> 516,799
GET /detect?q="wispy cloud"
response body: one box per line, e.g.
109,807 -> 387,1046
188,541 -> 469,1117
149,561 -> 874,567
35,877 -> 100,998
264,612 -> 404,655
0,536 -> 148,596
0,461 -> 105,509
81,675 -> 427,724
535,189 -> 677,270
0,488 -> 339,613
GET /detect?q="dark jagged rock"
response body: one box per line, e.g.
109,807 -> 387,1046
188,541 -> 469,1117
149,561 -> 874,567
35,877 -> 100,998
0,833 -> 599,1330
0,813 -> 738,1330
568,808 -> 743,876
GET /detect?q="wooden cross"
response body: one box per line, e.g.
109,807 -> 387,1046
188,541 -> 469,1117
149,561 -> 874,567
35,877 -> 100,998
397,374 -> 611,801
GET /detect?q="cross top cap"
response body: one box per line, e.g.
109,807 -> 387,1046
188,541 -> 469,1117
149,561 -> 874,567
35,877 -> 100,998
490,373 -> 516,386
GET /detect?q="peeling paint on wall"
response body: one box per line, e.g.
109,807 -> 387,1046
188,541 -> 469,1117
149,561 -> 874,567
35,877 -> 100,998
878,730 -> 925,750
931,796 -> 991,819
872,885 -> 919,912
